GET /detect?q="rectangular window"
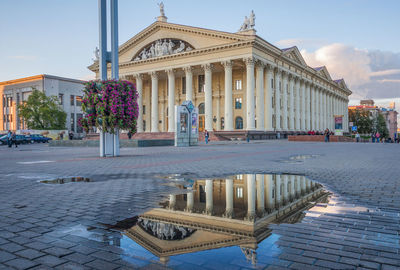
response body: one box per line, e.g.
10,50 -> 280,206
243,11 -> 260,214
272,96 -> 275,108
143,120 -> 146,131
198,75 -> 205,93
235,98 -> 242,109
143,105 -> 146,115
70,113 -> 75,132
70,95 -> 75,106
221,117 -> 224,130
279,82 -> 282,92
236,187 -> 243,198
271,78 -> 274,89
182,77 -> 186,95
76,96 -> 82,106
59,94 -> 64,105
235,80 -> 242,90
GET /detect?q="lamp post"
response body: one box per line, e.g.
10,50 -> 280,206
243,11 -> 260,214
98,0 -> 120,157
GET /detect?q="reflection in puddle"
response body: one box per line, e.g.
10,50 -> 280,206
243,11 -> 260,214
40,177 -> 91,184
122,174 -> 328,266
279,154 -> 320,164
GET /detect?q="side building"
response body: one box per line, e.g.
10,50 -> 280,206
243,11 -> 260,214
89,11 -> 351,138
0,75 -> 85,133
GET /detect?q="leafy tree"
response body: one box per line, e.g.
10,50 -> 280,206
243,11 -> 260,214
18,89 -> 66,130
376,113 -> 389,138
348,109 -> 372,134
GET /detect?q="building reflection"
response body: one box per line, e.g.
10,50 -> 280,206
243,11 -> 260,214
125,174 -> 326,265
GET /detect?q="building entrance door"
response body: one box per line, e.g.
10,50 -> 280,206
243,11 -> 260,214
199,115 -> 205,132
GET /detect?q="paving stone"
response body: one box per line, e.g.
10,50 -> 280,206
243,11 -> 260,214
15,248 -> 46,260
34,255 -> 67,267
0,250 -> 16,263
85,259 -> 120,270
42,247 -> 73,257
55,262 -> 91,270
5,258 -> 39,270
314,259 -> 356,270
0,242 -> 25,252
63,252 -> 95,264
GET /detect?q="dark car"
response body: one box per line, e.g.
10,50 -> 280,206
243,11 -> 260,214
0,135 -> 8,145
31,134 -> 52,143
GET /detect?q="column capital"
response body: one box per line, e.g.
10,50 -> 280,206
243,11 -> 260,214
243,57 -> 256,66
166,68 -> 176,76
221,60 -> 233,68
265,62 -> 275,71
134,73 -> 144,80
256,59 -> 266,69
183,66 -> 194,74
201,63 -> 214,71
149,71 -> 159,79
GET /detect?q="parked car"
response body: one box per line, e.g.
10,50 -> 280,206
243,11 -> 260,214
30,134 -> 52,143
0,135 -> 7,145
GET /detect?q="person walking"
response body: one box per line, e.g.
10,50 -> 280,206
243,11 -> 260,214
324,128 -> 330,142
355,132 -> 360,143
246,132 -> 250,143
127,131 -> 132,140
204,130 -> 209,144
11,132 -> 18,148
376,132 -> 380,143
7,130 -> 12,148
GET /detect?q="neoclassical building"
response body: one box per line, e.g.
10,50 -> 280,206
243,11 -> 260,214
89,11 -> 351,137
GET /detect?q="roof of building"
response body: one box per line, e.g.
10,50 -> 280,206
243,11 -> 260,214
0,74 -> 86,86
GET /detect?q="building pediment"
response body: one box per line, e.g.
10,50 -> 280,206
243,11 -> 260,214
282,46 -> 307,66
118,21 -> 252,64
313,66 -> 332,81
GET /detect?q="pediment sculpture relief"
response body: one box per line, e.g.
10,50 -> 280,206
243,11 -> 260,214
133,39 -> 194,61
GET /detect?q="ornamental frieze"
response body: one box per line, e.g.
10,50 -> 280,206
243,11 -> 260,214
132,39 -> 194,61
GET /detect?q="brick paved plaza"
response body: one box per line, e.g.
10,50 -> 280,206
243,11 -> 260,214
0,141 -> 399,270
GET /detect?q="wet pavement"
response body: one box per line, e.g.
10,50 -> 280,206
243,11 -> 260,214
0,141 -> 399,269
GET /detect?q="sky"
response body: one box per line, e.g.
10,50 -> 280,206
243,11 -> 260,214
1,0 -> 399,107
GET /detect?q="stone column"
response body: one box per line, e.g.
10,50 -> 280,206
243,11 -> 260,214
256,175 -> 265,216
288,74 -> 294,131
135,74 -> 144,133
306,179 -> 311,193
316,87 -> 320,131
295,78 -> 300,131
150,72 -> 159,132
282,175 -> 288,205
290,175 -> 296,201
275,175 -> 281,208
224,179 -> 234,218
203,64 -> 213,131
275,69 -> 281,131
246,174 -> 256,221
205,179 -> 213,215
245,58 -> 256,130
222,61 -> 233,131
184,66 -> 193,102
186,189 -> 194,212
265,65 -> 273,131
306,82 -> 311,131
320,89 -> 324,130
295,176 -> 301,198
265,174 -> 274,212
256,62 -> 265,131
169,194 -> 176,210
301,80 -> 306,131
282,72 -> 288,131
167,69 -> 175,132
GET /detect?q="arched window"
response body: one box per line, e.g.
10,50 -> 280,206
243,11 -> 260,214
235,116 -> 243,130
198,103 -> 205,114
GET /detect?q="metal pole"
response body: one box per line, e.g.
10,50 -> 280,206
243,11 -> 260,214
99,0 -> 107,157
111,0 -> 119,156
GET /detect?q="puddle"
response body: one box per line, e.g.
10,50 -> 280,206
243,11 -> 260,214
63,173 -> 328,268
278,154 -> 320,164
40,177 -> 91,184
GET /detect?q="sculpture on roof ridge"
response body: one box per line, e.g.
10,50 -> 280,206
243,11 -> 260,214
239,10 -> 256,32
158,2 -> 165,17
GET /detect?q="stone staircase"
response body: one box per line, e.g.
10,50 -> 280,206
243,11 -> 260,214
83,132 -> 175,141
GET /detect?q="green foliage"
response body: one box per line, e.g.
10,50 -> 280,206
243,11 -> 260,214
348,109 -> 372,134
18,89 -> 66,130
376,113 -> 389,138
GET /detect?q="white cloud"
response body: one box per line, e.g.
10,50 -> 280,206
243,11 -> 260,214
277,40 -> 400,100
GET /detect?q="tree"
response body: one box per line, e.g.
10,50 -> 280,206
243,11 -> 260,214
376,113 -> 389,138
18,89 -> 66,130
348,109 -> 372,134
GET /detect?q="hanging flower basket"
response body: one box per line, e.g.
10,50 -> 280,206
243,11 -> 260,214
79,80 -> 139,134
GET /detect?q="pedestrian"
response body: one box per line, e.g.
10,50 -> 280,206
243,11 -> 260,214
246,132 -> 250,143
204,129 -> 209,144
11,132 -> 18,148
69,131 -> 74,140
7,130 -> 12,148
376,132 -> 380,143
324,128 -> 330,142
355,132 -> 360,143
127,131 -> 132,140
59,132 -> 64,140
371,133 -> 375,143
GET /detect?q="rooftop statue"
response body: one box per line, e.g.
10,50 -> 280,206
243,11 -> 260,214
239,10 -> 256,31
158,2 -> 165,17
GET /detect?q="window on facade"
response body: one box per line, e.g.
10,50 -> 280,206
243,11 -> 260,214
279,82 -> 282,92
76,96 -> 82,107
198,103 -> 205,114
143,105 -> 146,115
59,94 -> 64,105
143,120 -> 146,131
235,116 -> 243,130
198,75 -> 205,93
199,185 -> 206,203
7,97 -> 13,107
9,114 -> 12,123
235,98 -> 242,109
236,174 -> 243,180
235,80 -> 242,90
70,113 -> 75,132
272,96 -> 275,108
271,78 -> 274,89
70,95 -> 75,106
182,77 -> 186,94
236,187 -> 243,198
272,187 -> 275,199
221,117 -> 224,130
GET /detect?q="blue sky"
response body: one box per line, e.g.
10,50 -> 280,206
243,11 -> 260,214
1,0 -> 399,103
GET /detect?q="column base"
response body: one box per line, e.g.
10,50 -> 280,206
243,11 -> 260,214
245,212 -> 256,222
204,207 -> 214,216
223,209 -> 235,219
